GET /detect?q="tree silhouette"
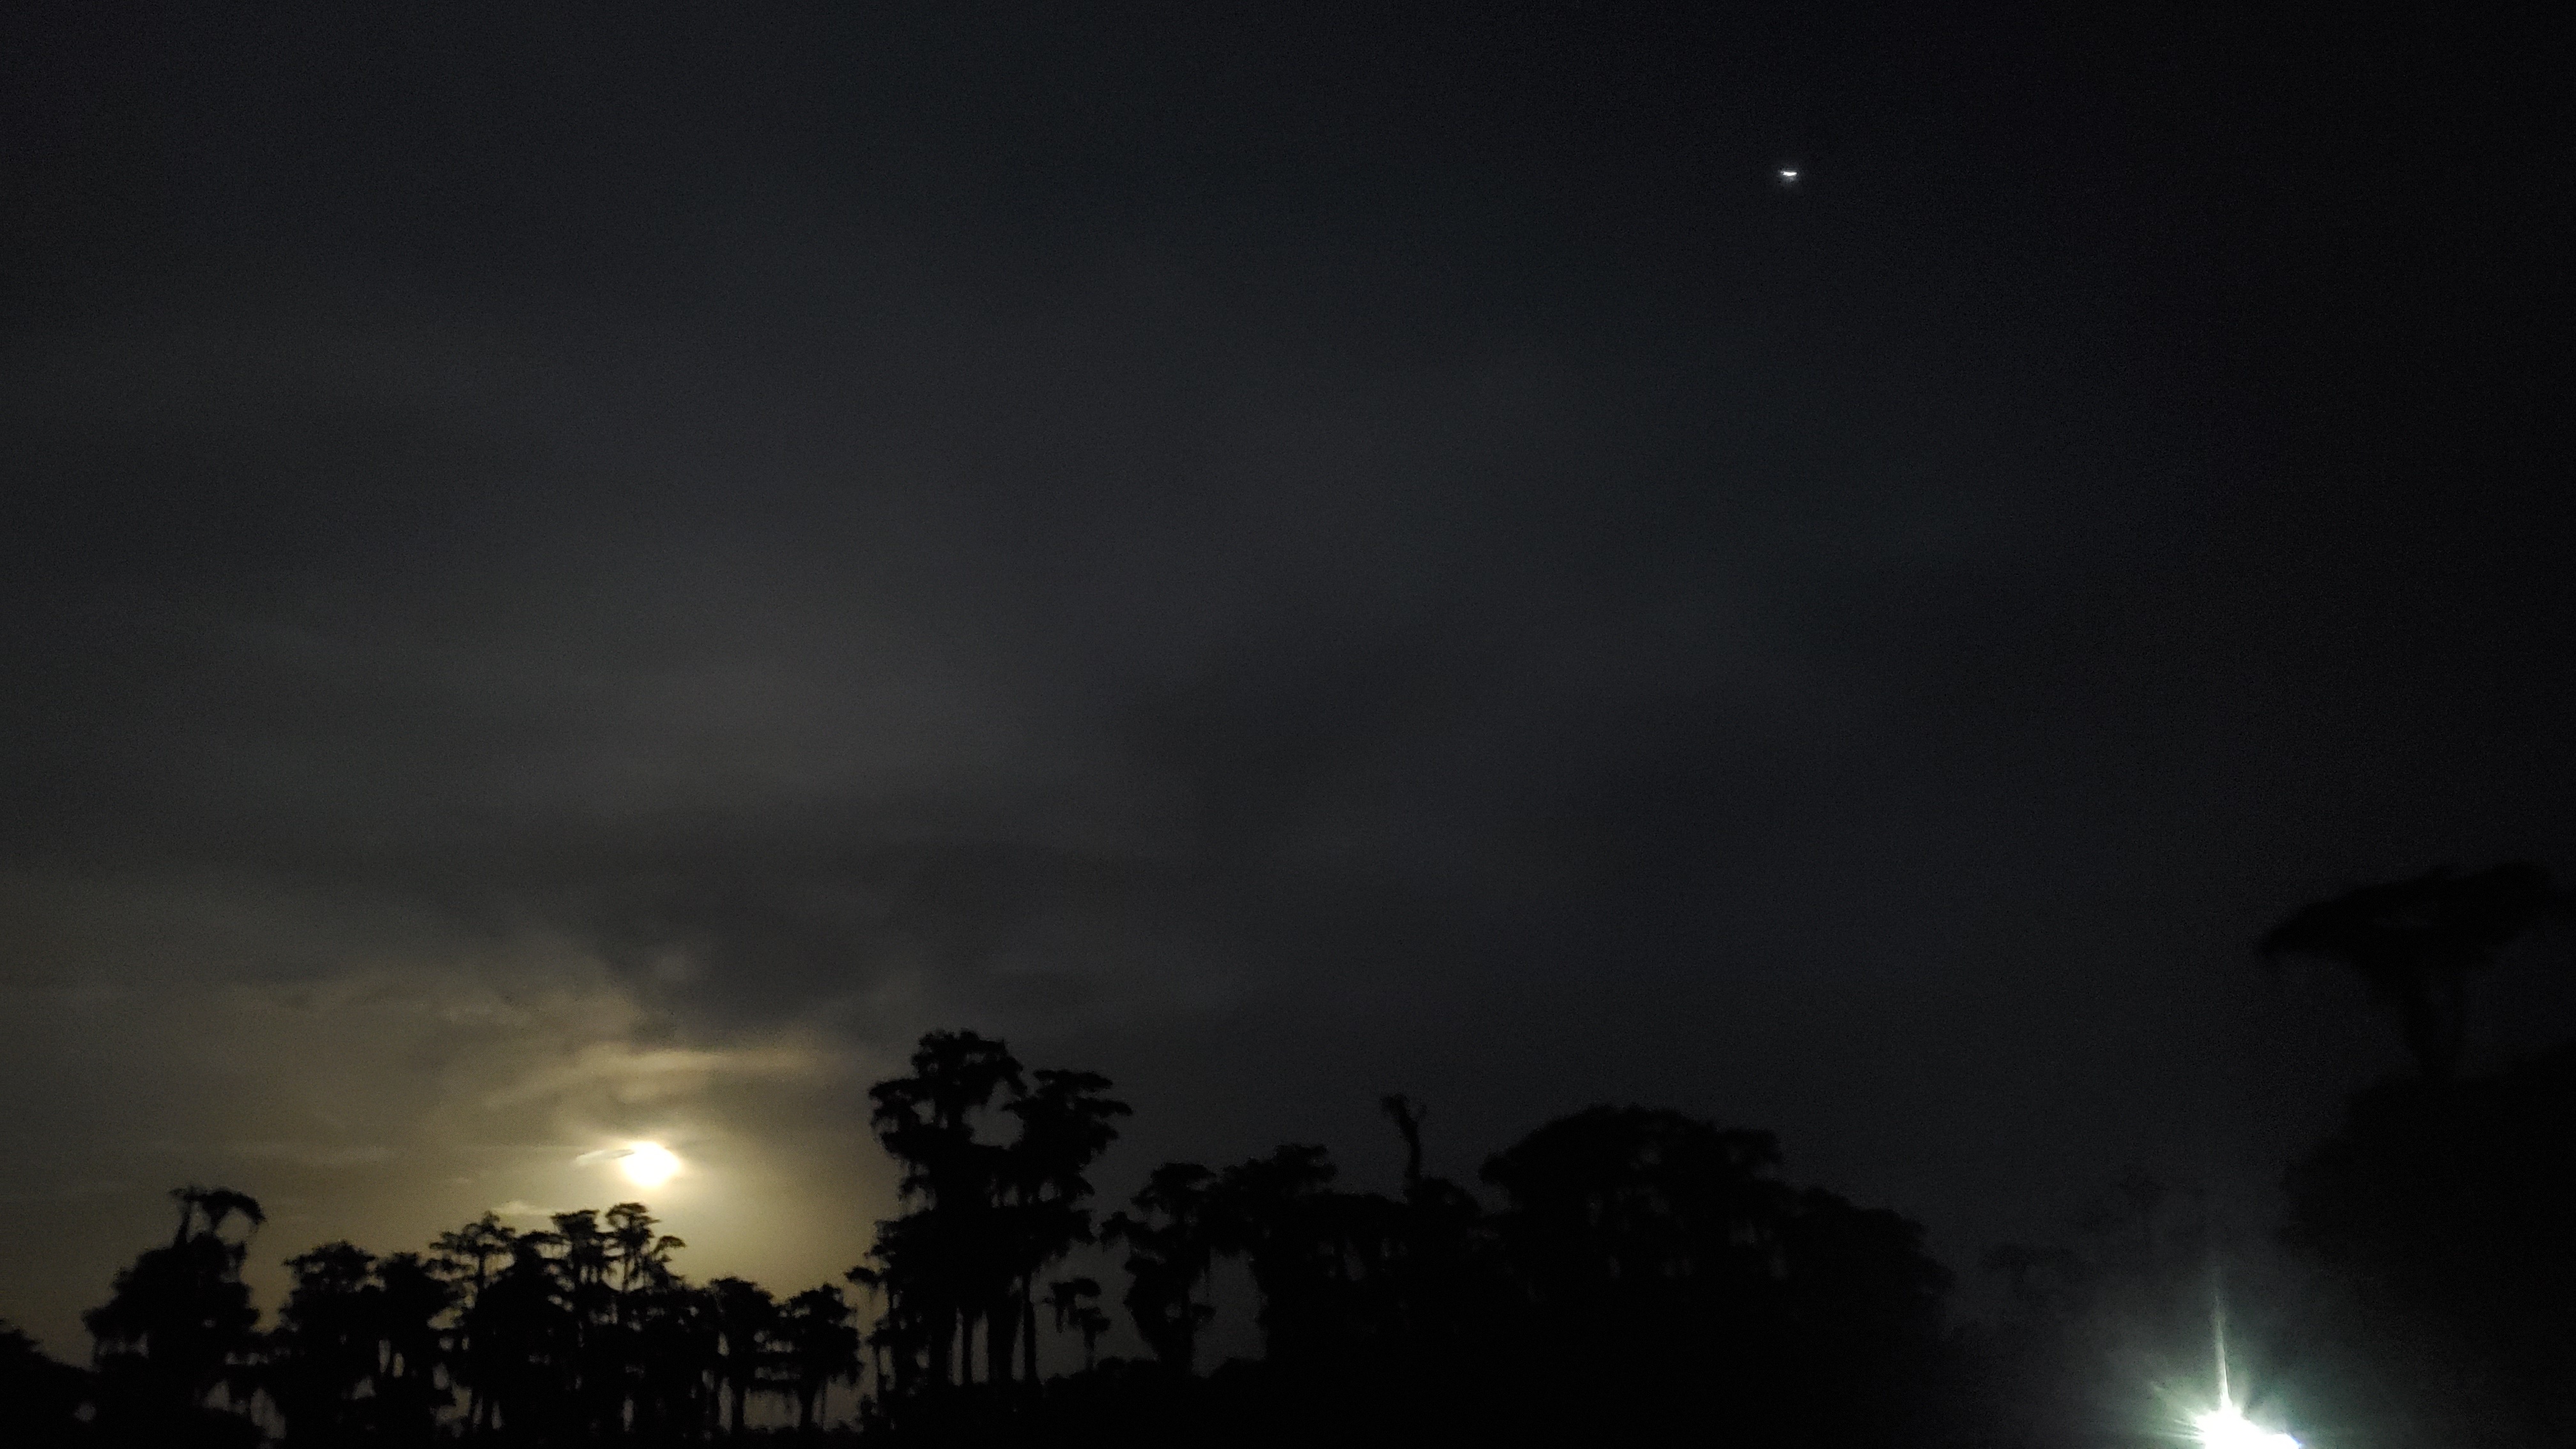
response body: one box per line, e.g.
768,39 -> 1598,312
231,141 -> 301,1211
256,1240 -> 452,1443
370,1251 -> 452,1442
862,1029 -> 1130,1404
850,1221 -> 936,1404
1380,1094 -> 1427,1195
421,1204 -> 730,1441
605,1201 -> 686,1304
430,1211 -> 517,1436
628,1278 -> 719,1439
710,1275 -> 779,1437
844,1256 -> 908,1403
1475,1105 -> 1947,1445
2261,861 -> 2557,1078
84,1185 -> 265,1446
867,1028 -> 1025,1391
1046,1277 -> 1106,1372
154,1186 -> 263,1254
1067,1304 -> 1111,1376
0,1321 -> 88,1448
462,1230 -> 579,1440
2285,1042 -> 2576,1439
1103,1162 -> 1219,1373
1481,1104 -> 1790,1321
268,1240 -> 383,1443
1002,1067 -> 1131,1384
774,1283 -> 862,1431
1209,1144 -> 1388,1364
548,1208 -> 630,1437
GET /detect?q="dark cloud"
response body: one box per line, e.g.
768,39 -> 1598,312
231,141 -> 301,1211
3,1 -> 2570,1357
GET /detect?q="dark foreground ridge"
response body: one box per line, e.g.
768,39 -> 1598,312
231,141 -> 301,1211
3,864 -> 2571,1448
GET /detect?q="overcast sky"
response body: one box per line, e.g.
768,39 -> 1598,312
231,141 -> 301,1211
4,4 -> 2569,1358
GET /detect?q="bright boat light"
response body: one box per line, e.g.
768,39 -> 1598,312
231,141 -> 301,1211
2193,1402 -> 2299,1449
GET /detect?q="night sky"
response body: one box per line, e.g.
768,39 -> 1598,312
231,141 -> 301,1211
4,4 -> 2570,1360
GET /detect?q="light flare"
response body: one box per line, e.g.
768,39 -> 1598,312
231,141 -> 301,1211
2193,1400 -> 2299,1449
2196,1291 -> 2298,1448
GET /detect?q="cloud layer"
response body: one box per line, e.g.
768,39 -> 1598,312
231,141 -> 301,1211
5,2 -> 2572,1360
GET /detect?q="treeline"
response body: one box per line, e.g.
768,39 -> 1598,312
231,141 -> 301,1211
0,1033 -> 1952,1447
9,1185 -> 868,1447
5,861 -> 2572,1446
848,1039 -> 1949,1447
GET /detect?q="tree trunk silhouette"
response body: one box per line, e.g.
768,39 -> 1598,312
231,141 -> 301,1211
1020,1271 -> 1039,1384
1381,1094 -> 1427,1195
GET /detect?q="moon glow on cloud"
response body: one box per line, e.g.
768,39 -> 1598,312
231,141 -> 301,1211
572,1143 -> 683,1191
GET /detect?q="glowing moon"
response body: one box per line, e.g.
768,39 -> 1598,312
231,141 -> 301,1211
621,1142 -> 680,1188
